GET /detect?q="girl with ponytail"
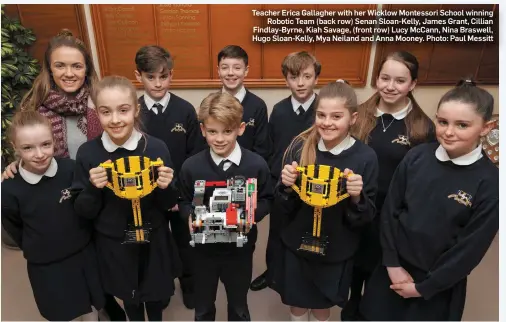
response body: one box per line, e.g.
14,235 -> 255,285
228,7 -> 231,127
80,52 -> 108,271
272,81 -> 379,322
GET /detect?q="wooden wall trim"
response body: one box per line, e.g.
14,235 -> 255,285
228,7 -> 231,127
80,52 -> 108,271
371,4 -> 498,86
88,4 -> 371,89
75,5 -> 92,55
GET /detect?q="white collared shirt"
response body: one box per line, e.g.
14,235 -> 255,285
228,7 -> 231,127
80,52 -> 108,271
375,98 -> 413,120
292,92 -> 316,115
19,158 -> 58,185
318,134 -> 356,155
222,86 -> 247,103
210,141 -> 242,171
144,92 -> 171,115
101,129 -> 143,153
435,144 -> 483,165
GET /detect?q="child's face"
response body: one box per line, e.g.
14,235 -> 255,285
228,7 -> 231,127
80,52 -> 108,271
13,124 -> 54,175
218,57 -> 249,93
200,117 -> 245,158
315,98 -> 357,148
135,67 -> 173,101
376,59 -> 416,106
285,65 -> 318,104
436,100 -> 493,159
49,46 -> 86,95
96,87 -> 139,146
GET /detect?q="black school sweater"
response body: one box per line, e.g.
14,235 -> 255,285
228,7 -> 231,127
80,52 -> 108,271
178,146 -> 273,254
278,139 -> 378,263
72,135 -> 179,238
268,96 -> 316,180
1,158 -> 90,264
236,90 -> 270,161
368,113 -> 436,210
139,94 -> 206,176
381,142 -> 498,299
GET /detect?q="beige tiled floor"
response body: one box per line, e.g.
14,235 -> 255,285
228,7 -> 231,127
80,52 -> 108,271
1,220 -> 499,321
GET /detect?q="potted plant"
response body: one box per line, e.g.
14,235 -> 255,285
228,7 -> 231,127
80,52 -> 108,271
1,4 -> 39,248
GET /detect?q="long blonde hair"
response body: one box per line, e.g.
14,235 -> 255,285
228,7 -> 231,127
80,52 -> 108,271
20,29 -> 98,111
282,81 -> 358,167
352,51 -> 433,145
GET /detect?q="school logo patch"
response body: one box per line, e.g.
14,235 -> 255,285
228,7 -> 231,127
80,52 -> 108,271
59,188 -> 72,203
171,123 -> 186,133
246,118 -> 255,127
448,190 -> 473,208
392,135 -> 410,146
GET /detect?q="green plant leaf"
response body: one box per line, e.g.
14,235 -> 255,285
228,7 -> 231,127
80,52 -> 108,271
1,7 -> 38,165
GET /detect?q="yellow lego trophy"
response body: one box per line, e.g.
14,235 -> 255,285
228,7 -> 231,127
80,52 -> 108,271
100,156 -> 163,244
292,164 -> 351,256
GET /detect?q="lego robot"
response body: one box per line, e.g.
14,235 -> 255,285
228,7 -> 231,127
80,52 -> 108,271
189,176 -> 257,247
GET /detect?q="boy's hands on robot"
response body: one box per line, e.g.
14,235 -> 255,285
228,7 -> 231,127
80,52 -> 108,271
281,161 -> 363,204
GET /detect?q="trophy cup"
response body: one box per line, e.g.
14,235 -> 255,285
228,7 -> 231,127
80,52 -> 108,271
291,164 -> 351,256
100,156 -> 163,244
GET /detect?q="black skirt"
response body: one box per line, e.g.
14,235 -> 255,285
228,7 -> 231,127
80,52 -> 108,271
27,242 -> 105,321
359,262 -> 467,321
95,225 -> 180,306
274,247 -> 353,309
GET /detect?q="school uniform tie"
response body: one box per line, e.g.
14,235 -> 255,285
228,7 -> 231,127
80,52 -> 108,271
219,159 -> 230,171
153,103 -> 164,116
297,105 -> 305,117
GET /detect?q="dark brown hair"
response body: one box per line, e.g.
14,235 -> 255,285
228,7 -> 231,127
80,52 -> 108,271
135,45 -> 173,73
353,51 -> 433,145
218,45 -> 248,66
438,78 -> 494,121
281,51 -> 321,78
20,29 -> 98,111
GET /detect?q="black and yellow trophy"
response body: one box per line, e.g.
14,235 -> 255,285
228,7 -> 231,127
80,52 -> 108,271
292,165 -> 351,256
100,156 -> 163,244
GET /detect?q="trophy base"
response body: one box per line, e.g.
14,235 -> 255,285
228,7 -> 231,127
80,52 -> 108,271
298,235 -> 328,256
122,227 -> 152,244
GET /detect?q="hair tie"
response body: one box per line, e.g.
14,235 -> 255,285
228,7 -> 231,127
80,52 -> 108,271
336,79 -> 345,83
465,79 -> 472,84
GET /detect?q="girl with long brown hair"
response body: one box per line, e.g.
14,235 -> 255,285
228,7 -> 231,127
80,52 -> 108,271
272,81 -> 378,321
342,51 -> 435,320
3,29 -> 102,173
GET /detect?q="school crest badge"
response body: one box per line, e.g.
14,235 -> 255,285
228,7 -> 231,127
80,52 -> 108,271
392,135 -> 410,146
448,190 -> 473,208
171,123 -> 186,133
59,188 -> 72,203
246,118 -> 255,127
